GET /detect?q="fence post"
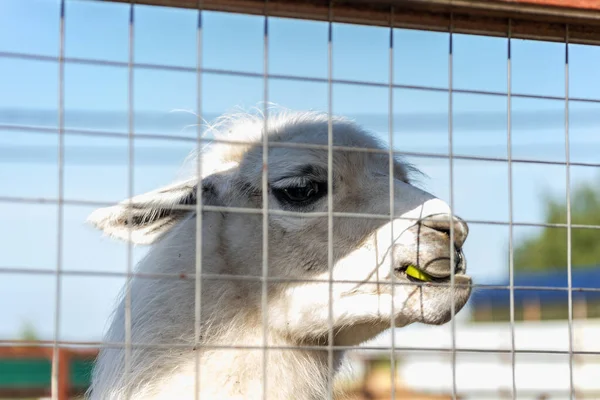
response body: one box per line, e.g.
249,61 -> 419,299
57,348 -> 71,400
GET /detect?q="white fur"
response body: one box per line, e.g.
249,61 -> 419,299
86,110 -> 472,400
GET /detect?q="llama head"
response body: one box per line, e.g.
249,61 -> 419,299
88,110 -> 472,348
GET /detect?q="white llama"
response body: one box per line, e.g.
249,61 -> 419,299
86,110 -> 472,400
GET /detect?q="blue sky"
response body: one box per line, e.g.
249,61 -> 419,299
1,0 -> 599,342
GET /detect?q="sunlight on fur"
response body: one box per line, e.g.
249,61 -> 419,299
86,108 -> 472,400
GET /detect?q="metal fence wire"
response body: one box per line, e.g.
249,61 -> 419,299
1,0 -> 600,399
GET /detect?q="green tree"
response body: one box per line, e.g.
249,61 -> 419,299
514,176 -> 600,271
18,320 -> 40,342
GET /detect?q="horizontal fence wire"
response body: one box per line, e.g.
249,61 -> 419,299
2,123 -> 600,169
1,266 -> 599,294
0,124 -> 600,168
1,196 -> 600,231
2,340 -> 600,356
2,50 -> 600,104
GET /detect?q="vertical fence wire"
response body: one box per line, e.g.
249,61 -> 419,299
194,2 -> 204,399
507,18 -> 517,400
51,1 -> 66,399
387,6 -> 397,399
447,13 -> 458,400
124,3 -> 136,400
326,2 -> 335,399
261,2 -> 270,399
564,24 -> 575,400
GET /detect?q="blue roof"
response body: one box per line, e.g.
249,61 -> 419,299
469,265 -> 600,307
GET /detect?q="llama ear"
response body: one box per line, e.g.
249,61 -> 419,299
87,175 -> 222,245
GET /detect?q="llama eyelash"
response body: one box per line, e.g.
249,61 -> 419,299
270,176 -> 318,189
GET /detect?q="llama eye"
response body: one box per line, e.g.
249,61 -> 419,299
273,181 -> 325,205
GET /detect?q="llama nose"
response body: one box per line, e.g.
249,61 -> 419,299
421,214 -> 469,249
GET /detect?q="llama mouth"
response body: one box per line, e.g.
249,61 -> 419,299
397,265 -> 452,283
395,253 -> 465,284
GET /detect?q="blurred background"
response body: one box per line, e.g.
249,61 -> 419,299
1,0 -> 600,399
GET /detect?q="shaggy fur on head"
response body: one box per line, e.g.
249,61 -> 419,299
87,109 -> 472,400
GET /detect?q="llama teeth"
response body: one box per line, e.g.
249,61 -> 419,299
405,265 -> 433,282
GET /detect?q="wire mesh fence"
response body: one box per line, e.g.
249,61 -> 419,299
1,0 -> 600,399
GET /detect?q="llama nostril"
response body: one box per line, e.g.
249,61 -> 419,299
421,214 -> 469,248
454,250 -> 463,272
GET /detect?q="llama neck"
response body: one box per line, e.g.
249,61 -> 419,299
197,332 -> 345,400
